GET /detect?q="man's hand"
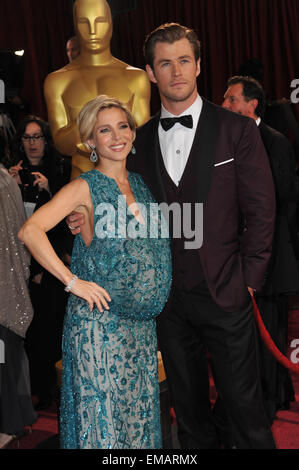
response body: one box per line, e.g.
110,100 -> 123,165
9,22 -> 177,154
66,211 -> 85,235
247,287 -> 255,297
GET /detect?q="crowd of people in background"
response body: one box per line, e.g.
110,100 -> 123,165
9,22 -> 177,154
0,39 -> 76,444
1,17 -> 299,450
0,113 -> 72,447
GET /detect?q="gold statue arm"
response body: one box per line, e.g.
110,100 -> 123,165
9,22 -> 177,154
44,72 -> 83,157
129,70 -> 151,127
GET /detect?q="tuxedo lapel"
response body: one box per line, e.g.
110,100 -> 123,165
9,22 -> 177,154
151,99 -> 220,204
190,98 -> 220,202
134,99 -> 220,204
144,114 -> 168,204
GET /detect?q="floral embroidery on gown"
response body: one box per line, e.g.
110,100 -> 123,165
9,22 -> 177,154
60,170 -> 172,449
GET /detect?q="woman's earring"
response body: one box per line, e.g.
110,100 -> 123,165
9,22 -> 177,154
89,145 -> 98,163
131,145 -> 136,155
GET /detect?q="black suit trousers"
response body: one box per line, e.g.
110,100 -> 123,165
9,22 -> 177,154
156,286 -> 276,449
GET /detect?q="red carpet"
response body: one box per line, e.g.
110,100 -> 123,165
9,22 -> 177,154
272,307 -> 299,449
6,307 -> 299,450
6,403 -> 59,449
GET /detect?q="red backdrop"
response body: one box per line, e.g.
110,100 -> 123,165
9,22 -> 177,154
0,0 -> 74,119
0,0 -> 298,120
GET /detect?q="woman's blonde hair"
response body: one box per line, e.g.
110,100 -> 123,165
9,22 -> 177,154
78,95 -> 136,145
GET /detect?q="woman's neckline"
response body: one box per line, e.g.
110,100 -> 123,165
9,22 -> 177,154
93,168 -> 132,183
92,169 -> 145,225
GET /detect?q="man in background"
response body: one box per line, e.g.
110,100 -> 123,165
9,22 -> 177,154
223,75 -> 299,423
66,36 -> 80,63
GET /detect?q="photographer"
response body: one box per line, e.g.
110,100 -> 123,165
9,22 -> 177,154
8,115 -> 72,411
9,116 -> 70,212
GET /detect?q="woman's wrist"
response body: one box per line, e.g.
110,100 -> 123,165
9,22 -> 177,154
64,274 -> 78,292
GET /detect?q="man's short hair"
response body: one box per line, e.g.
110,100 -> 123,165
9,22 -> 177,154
144,23 -> 201,70
228,75 -> 266,117
67,36 -> 78,44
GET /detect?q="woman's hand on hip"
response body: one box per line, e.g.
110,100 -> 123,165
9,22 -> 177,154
70,278 -> 111,312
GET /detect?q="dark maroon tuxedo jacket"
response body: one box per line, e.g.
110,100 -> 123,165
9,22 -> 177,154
127,98 -> 276,312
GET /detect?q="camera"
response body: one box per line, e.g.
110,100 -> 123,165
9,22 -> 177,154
19,168 -> 35,186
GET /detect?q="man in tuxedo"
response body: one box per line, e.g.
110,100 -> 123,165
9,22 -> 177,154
67,23 -> 276,449
126,23 -> 276,449
223,75 -> 299,422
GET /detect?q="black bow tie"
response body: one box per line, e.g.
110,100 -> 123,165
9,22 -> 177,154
160,114 -> 193,131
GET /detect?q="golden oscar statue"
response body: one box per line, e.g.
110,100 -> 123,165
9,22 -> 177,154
44,0 -> 151,178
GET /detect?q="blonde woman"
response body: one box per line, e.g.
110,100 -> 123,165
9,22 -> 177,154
19,95 -> 172,449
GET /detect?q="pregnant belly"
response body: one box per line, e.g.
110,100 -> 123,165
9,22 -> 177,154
102,240 -> 171,319
69,239 -> 172,321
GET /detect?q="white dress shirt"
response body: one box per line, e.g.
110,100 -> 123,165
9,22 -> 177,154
158,95 -> 203,186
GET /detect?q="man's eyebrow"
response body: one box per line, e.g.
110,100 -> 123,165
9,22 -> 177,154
157,54 -> 193,64
178,55 -> 193,60
157,58 -> 170,64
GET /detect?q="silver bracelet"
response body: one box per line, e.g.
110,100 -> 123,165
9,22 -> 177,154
64,274 -> 78,292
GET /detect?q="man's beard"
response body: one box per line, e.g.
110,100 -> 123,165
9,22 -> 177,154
162,83 -> 197,103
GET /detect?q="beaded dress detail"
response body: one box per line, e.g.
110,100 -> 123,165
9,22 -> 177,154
60,170 -> 172,449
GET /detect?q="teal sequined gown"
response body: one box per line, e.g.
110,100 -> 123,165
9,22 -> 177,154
60,170 -> 172,449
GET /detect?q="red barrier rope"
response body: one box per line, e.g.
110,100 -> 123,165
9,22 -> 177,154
251,294 -> 299,374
